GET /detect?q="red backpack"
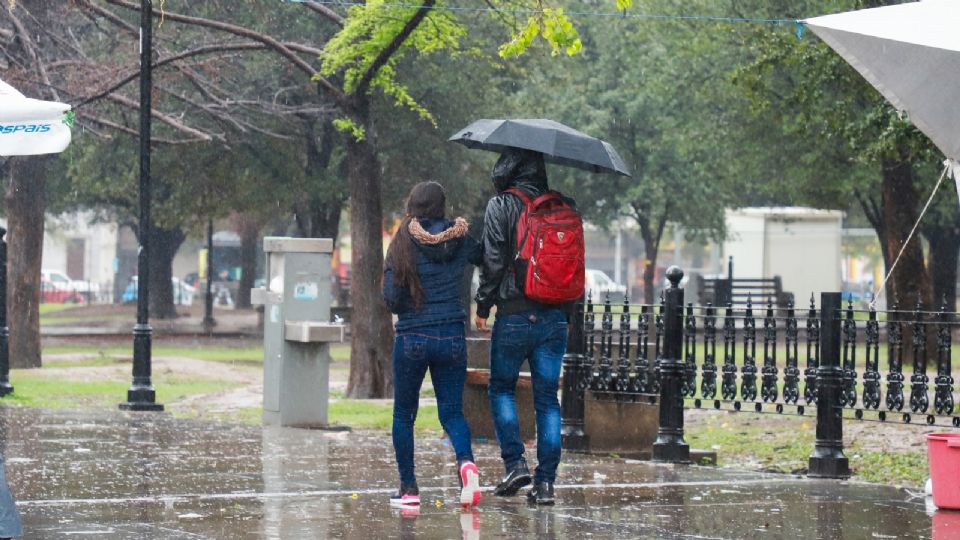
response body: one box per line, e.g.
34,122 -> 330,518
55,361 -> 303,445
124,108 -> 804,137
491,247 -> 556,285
507,188 -> 585,304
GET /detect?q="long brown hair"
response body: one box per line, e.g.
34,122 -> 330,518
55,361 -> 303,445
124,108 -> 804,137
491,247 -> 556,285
385,181 -> 446,308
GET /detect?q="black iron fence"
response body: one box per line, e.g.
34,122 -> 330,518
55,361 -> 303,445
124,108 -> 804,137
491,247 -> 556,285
560,266 -> 959,477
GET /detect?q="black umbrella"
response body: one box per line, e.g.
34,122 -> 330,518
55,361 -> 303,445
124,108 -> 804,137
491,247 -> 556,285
448,118 -> 631,177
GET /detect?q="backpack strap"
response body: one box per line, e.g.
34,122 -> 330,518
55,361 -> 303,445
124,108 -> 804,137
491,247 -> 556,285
505,187 -> 532,206
507,188 -> 563,209
505,188 -> 534,260
531,191 -> 563,208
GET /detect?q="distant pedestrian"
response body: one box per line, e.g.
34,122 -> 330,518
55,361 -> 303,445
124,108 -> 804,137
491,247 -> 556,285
475,148 -> 582,505
0,456 -> 22,539
383,181 -> 483,509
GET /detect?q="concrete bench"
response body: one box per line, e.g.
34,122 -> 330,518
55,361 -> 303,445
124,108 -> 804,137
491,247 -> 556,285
463,337 -> 659,457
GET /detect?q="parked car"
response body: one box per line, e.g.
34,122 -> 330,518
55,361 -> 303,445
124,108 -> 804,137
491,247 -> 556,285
40,277 -> 84,304
585,269 -> 627,301
41,269 -> 100,302
122,277 -> 196,305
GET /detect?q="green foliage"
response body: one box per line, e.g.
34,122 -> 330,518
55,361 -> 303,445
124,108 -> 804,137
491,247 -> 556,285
333,118 -> 366,142
320,0 -> 467,125
500,8 -> 582,58
731,2 -> 942,210
499,1 -> 632,58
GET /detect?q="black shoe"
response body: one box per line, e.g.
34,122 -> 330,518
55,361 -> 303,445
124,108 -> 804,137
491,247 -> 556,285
390,480 -> 420,507
526,481 -> 555,505
493,459 -> 531,496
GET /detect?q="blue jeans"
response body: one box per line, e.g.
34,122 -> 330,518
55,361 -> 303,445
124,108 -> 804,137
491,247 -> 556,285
488,308 -> 568,483
392,323 -> 473,485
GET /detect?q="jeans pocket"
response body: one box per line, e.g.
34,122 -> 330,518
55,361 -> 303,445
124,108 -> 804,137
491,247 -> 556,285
450,339 -> 466,363
401,335 -> 427,362
498,324 -> 528,347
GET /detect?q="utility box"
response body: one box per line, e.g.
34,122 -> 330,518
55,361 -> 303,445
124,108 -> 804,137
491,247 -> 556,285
252,237 -> 343,428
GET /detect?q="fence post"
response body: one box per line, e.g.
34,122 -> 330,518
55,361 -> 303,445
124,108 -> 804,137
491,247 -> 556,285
561,297 -> 590,451
653,266 -> 690,463
0,227 -> 11,397
808,292 -> 850,478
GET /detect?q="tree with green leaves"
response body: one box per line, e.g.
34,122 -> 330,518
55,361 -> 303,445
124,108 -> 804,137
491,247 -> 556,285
733,0 -> 948,308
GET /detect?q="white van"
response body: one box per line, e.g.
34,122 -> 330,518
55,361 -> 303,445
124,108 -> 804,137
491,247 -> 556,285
585,269 -> 626,301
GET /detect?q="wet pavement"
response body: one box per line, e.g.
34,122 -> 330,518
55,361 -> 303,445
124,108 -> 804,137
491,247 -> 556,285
0,406 -> 956,539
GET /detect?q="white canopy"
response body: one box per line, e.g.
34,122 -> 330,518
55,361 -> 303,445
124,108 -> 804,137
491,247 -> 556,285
0,78 -> 72,156
805,0 -> 960,204
805,0 -> 960,160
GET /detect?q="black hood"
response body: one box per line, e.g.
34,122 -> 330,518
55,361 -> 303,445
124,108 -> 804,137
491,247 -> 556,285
413,218 -> 464,263
491,149 -> 548,193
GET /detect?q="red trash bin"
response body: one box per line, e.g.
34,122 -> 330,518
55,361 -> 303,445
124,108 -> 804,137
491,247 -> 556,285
928,433 -> 960,510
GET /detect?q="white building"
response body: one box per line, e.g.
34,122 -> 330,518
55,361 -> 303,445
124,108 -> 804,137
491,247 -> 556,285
723,207 -> 844,299
0,212 -> 119,294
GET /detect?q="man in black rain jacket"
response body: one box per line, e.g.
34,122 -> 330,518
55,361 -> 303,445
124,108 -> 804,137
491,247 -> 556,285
474,148 -> 570,505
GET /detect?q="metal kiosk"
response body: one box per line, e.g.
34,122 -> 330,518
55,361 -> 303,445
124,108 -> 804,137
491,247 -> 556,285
252,237 -> 344,428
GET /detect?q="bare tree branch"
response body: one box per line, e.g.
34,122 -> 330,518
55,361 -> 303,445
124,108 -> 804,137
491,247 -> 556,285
354,0 -> 436,97
73,42 -> 273,108
4,5 -> 60,100
105,93 -> 216,141
301,1 -> 345,27
78,0 -> 139,36
99,0 -> 346,105
79,113 -> 208,144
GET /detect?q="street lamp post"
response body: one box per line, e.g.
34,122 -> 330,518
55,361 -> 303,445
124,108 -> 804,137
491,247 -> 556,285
120,0 -> 162,411
0,227 -> 13,397
202,218 -> 216,332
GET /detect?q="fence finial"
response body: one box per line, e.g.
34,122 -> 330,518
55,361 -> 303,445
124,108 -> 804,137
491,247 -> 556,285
666,266 -> 684,289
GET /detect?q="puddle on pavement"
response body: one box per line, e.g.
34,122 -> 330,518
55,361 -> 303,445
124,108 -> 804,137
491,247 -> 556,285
0,407 -> 944,538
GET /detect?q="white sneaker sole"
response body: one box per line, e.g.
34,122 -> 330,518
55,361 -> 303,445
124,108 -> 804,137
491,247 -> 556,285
460,468 -> 481,507
390,496 -> 420,507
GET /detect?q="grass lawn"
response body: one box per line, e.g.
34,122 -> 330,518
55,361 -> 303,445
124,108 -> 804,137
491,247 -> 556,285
41,343 -> 350,365
39,304 -> 80,315
4,369 -> 239,411
42,345 -> 267,364
186,402 -> 442,434
686,411 -> 929,487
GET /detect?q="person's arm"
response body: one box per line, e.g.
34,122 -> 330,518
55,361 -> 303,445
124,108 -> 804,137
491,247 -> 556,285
382,262 -> 404,314
465,235 -> 483,266
475,197 -> 511,325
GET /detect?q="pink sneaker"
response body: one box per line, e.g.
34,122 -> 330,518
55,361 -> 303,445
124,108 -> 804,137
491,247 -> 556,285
459,461 -> 482,508
390,481 -> 420,507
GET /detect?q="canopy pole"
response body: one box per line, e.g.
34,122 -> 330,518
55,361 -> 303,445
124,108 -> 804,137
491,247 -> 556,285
869,162 -> 950,308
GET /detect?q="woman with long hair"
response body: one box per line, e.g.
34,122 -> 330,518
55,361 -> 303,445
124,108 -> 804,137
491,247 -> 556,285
383,181 -> 483,508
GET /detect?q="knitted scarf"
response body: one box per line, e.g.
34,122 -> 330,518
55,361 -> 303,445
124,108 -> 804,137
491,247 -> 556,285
408,217 -> 468,244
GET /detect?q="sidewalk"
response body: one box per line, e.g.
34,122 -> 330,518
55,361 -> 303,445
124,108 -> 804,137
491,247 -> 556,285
40,305 -> 262,337
0,407 -> 952,539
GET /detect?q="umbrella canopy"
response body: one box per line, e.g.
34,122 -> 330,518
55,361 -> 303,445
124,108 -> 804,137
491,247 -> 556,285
449,118 -> 631,176
805,0 -> 960,300
804,0 -> 960,162
0,78 -> 72,156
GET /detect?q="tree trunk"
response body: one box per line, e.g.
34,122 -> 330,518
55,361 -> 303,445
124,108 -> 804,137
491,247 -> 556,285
641,234 -> 659,305
855,192 -> 893,303
147,226 -> 186,319
345,106 -> 394,399
924,221 -> 960,311
880,159 -> 932,309
294,119 -> 343,240
232,214 -> 260,309
5,157 -> 48,369
635,213 -> 666,305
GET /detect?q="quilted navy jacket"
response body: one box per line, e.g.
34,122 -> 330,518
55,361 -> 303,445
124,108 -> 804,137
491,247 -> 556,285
383,218 -> 482,332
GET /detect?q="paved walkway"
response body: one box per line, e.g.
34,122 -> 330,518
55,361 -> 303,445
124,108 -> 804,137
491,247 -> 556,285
0,407 -> 955,539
